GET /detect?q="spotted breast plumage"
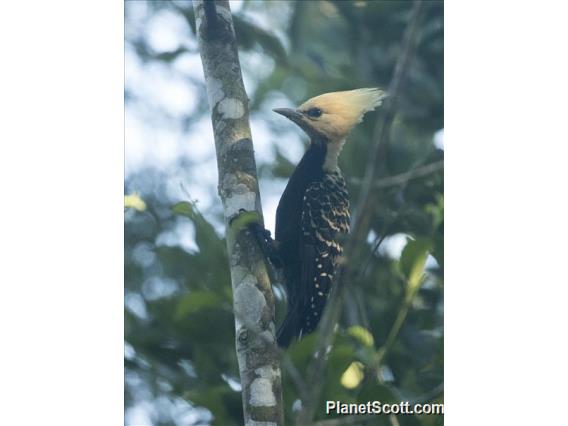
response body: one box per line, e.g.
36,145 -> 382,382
300,172 -> 350,333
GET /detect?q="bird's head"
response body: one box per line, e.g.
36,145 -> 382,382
273,88 -> 386,143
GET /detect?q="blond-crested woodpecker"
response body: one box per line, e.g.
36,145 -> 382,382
253,88 -> 385,347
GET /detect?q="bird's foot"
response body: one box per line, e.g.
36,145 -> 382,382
248,222 -> 283,268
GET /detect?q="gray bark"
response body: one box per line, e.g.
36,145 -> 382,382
192,1 -> 284,425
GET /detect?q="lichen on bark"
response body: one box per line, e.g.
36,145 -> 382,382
192,1 -> 284,425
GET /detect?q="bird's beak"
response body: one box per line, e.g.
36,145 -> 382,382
273,108 -> 304,124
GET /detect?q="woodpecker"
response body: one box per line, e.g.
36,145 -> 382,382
253,88 -> 385,347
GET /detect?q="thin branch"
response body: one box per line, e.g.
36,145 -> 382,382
413,383 -> 444,405
375,275 -> 427,367
359,230 -> 390,278
358,159 -> 443,276
349,160 -> 444,189
375,160 -> 443,188
295,2 -> 425,424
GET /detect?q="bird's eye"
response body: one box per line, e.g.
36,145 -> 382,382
305,107 -> 322,118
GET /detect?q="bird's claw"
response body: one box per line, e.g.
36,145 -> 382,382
249,222 -> 272,240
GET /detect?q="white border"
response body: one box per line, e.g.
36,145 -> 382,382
0,1 -> 124,424
446,1 -> 568,424
1,1 -> 568,424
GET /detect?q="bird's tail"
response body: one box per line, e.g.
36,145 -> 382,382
276,307 -> 302,348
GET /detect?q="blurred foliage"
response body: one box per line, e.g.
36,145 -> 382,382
125,1 -> 443,425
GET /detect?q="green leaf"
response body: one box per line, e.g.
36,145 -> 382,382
171,201 -> 194,218
327,343 -> 357,385
227,210 -> 263,246
288,333 -> 318,369
171,201 -> 224,250
425,194 -> 444,230
323,342 -> 358,403
175,291 -> 222,320
400,237 -> 431,290
229,210 -> 262,234
358,382 -> 399,404
185,384 -> 239,426
347,325 -> 375,348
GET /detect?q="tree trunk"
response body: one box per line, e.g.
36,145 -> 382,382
192,1 -> 284,425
